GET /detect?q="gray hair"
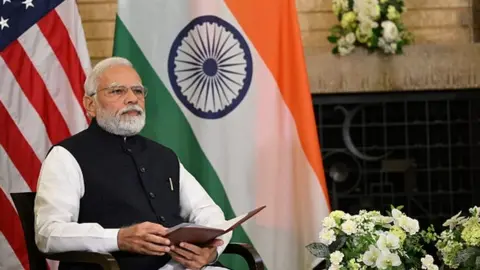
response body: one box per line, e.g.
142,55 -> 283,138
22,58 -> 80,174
84,57 -> 133,96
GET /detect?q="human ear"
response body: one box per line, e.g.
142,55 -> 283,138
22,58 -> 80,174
83,96 -> 97,118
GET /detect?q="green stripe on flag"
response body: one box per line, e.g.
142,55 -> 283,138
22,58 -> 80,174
112,15 -> 254,269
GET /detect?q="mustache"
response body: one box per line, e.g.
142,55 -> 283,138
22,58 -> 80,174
117,105 -> 144,116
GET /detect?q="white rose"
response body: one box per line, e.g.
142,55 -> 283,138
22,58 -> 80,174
345,32 -> 356,44
341,219 -> 358,235
421,255 -> 439,270
330,251 -> 344,265
319,229 -> 336,245
323,216 -> 337,229
337,36 -> 355,56
381,21 -> 399,42
328,264 -> 341,270
329,210 -> 345,220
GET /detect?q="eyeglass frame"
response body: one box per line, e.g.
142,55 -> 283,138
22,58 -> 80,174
88,83 -> 148,100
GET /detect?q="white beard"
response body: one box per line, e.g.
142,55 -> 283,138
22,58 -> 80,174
96,104 -> 146,136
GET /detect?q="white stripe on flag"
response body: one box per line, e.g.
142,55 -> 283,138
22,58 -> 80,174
0,232 -> 24,270
55,0 -> 92,76
0,145 -> 31,208
17,24 -> 88,135
0,57 -> 52,161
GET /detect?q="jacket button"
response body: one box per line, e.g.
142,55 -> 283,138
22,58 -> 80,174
159,216 -> 166,222
149,192 -> 155,199
140,167 -> 146,173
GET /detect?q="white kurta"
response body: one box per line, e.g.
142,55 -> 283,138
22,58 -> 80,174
34,145 -> 232,270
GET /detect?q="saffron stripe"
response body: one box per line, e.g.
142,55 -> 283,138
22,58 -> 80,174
222,0 -> 330,203
1,40 -> 71,145
37,9 -> 88,122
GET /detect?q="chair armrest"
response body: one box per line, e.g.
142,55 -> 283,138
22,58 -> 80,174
223,242 -> 265,270
45,251 -> 119,270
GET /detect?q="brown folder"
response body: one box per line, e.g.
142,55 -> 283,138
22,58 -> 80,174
165,205 -> 266,246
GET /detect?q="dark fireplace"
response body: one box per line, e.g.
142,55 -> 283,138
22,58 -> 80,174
313,89 -> 480,230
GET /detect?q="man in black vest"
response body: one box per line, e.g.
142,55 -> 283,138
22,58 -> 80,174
34,57 -> 231,270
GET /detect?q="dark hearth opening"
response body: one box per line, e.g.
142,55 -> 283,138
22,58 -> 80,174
313,89 -> 480,230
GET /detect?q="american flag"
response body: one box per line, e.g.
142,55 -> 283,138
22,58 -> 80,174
0,0 -> 90,268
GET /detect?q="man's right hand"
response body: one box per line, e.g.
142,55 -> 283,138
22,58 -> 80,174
117,222 -> 171,256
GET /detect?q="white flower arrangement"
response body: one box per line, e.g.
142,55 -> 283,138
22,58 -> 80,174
328,0 -> 414,56
436,206 -> 480,269
307,206 -> 438,270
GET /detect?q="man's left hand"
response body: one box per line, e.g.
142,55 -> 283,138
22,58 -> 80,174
168,239 -> 224,270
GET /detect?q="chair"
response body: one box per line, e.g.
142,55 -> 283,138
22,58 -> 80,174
11,192 -> 265,270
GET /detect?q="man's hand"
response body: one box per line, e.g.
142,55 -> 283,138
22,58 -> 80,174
168,239 -> 224,270
117,222 -> 171,256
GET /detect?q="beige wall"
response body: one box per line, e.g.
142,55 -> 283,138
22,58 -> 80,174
78,0 -> 474,65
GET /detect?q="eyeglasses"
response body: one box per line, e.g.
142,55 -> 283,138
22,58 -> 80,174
90,85 -> 148,100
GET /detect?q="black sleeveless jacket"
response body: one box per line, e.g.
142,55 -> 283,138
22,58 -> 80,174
57,118 -> 184,270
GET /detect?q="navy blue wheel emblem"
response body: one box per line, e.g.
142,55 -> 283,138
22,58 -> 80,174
168,15 -> 253,119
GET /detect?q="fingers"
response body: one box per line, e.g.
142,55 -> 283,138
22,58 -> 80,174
141,241 -> 171,256
176,239 -> 222,255
171,245 -> 197,259
145,233 -> 171,246
117,222 -> 172,256
169,252 -> 204,270
176,242 -> 203,255
141,222 -> 168,236
169,242 -> 217,269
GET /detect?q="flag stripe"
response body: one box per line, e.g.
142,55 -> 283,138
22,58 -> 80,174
223,0 -> 329,201
0,57 -> 52,161
18,24 -> 88,135
55,0 -> 92,77
0,187 -> 30,270
0,40 -> 71,145
0,232 -> 25,270
37,9 -> 88,121
0,145 -> 31,211
0,102 -> 42,191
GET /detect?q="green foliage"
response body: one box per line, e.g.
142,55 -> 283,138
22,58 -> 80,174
306,243 -> 330,259
436,206 -> 480,269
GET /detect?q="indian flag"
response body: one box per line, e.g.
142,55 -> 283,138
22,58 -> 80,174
113,0 -> 330,269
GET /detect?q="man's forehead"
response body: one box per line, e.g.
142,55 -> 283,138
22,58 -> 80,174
106,82 -> 143,87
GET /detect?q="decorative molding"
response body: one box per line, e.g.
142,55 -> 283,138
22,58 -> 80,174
305,44 -> 480,93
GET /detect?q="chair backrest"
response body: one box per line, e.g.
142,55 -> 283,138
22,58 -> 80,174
10,192 -> 48,270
